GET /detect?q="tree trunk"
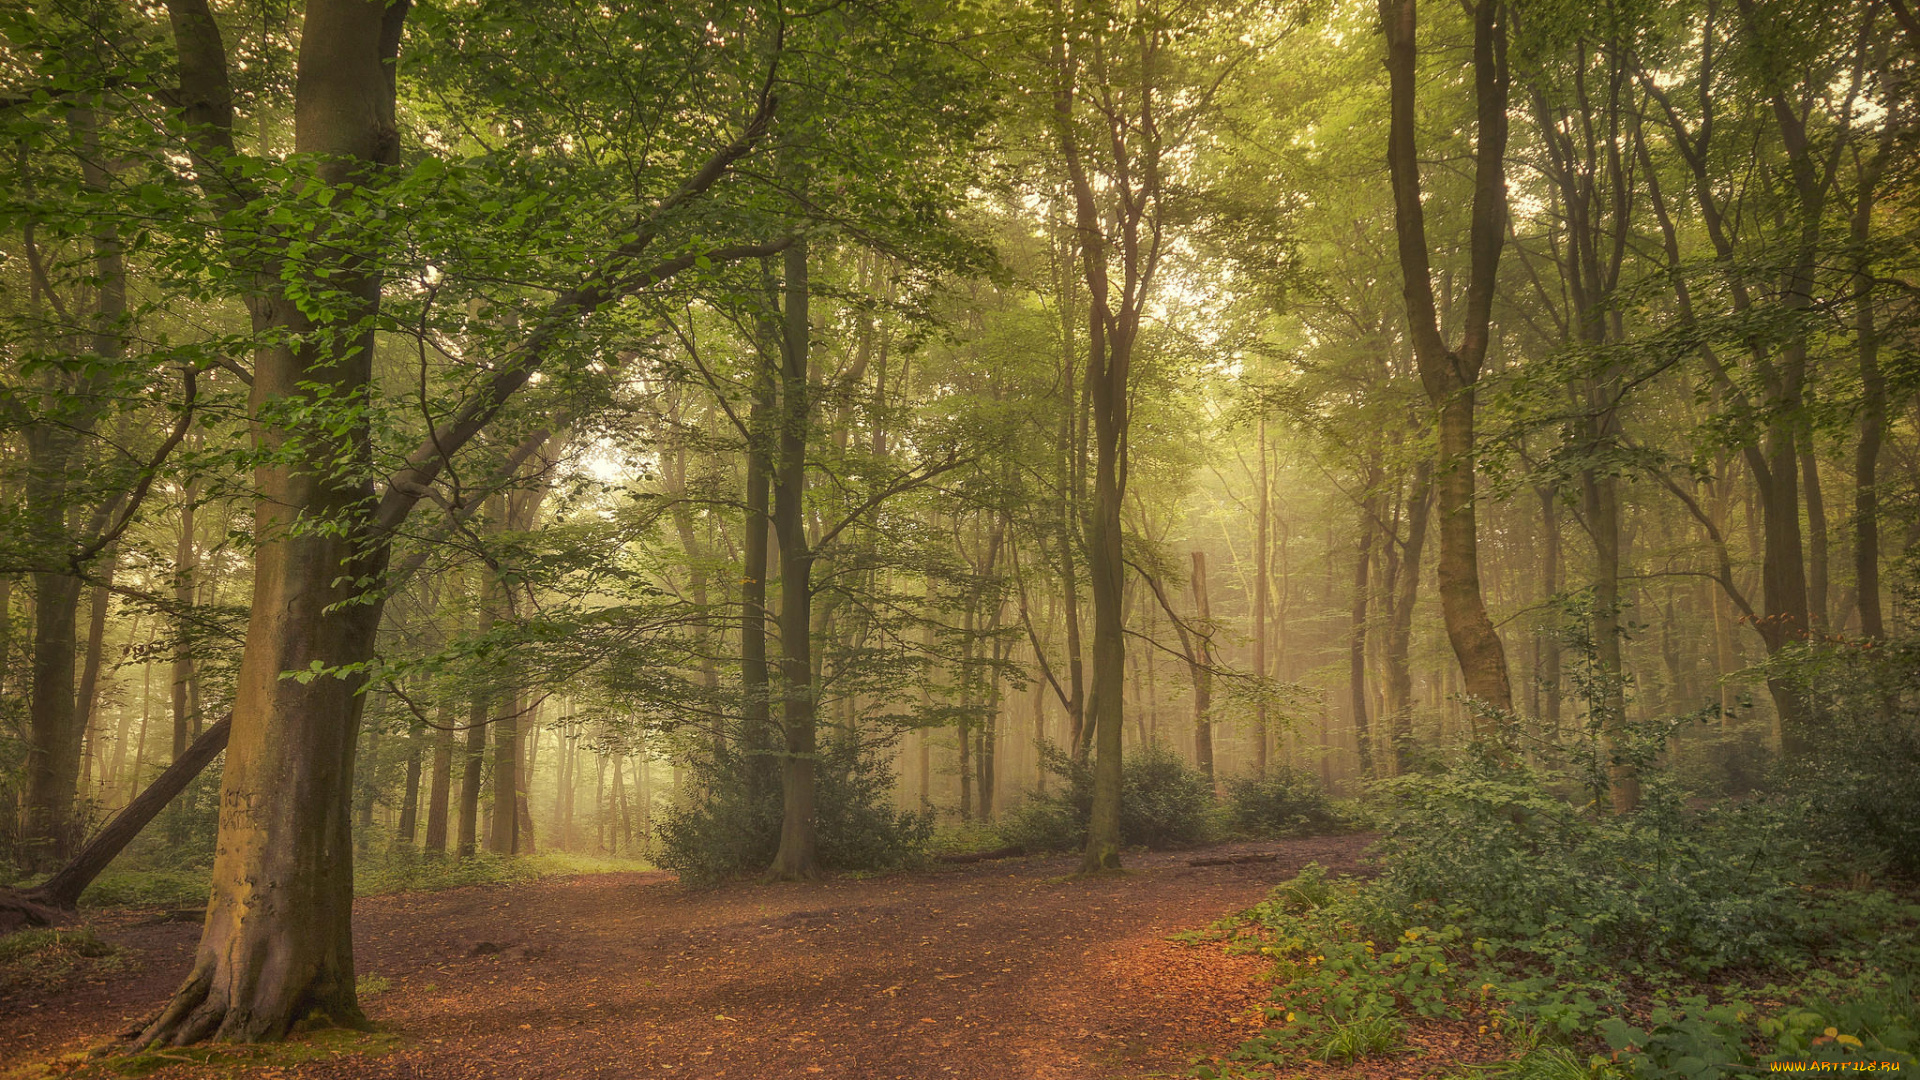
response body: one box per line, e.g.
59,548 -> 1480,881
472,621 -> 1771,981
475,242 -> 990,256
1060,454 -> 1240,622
768,238 -> 818,880
457,687 -> 487,858
1584,467 -> 1637,812
1381,0 -> 1514,719
396,715 -> 423,845
1190,551 -> 1214,783
1386,462 -> 1430,774
1853,143 -> 1888,642
741,274 -> 777,806
172,482 -> 200,759
423,713 -> 453,854
1253,415 -> 1270,776
1801,446 -> 1829,633
76,548 -> 119,797
486,693 -> 519,855
1349,477 -> 1377,779
25,570 -> 84,865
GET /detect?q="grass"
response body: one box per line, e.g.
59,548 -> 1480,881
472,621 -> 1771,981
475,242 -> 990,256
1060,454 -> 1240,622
48,849 -> 652,915
353,849 -> 651,897
79,870 -> 209,910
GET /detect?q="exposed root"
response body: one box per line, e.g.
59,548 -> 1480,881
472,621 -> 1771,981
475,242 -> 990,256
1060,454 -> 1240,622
0,887 -> 60,926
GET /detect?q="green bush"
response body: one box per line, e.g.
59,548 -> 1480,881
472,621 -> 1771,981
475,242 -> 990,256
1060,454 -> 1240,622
1366,761 -> 1842,975
656,734 -> 931,885
995,741 -> 1218,852
1224,766 -> 1341,837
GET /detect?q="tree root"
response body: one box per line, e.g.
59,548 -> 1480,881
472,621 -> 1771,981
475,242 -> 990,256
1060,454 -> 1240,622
0,888 -> 61,926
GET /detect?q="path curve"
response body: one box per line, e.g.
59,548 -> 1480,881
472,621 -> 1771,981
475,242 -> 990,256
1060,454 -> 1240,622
7,835 -> 1371,1079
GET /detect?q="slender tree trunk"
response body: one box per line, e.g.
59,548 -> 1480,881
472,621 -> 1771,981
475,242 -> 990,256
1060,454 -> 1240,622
1386,463 -> 1431,774
396,715 -> 423,845
1190,551 -> 1214,783
741,275 -> 777,806
1802,446 -> 1829,633
1853,145 -> 1888,642
76,547 -> 119,795
486,692 -> 519,855
172,483 -> 200,759
423,712 -> 453,854
457,686 -> 488,858
1253,415 -> 1270,776
1538,489 -> 1563,731
1349,474 -> 1378,779
769,238 -> 818,880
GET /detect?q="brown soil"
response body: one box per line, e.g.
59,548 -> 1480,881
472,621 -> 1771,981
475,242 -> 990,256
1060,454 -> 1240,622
3,835 -> 1372,1080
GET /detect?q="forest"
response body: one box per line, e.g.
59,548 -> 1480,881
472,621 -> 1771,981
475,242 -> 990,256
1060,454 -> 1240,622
2,0 -> 1918,1076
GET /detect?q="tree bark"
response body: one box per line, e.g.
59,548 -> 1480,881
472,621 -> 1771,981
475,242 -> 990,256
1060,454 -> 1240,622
172,482 -> 200,758
1385,462 -> 1431,774
1349,471 -> 1378,778
423,711 -> 453,854
1253,414 -> 1270,776
76,547 -> 119,796
24,714 -> 231,911
768,238 -> 819,880
1190,551 -> 1215,783
1381,0 -> 1515,719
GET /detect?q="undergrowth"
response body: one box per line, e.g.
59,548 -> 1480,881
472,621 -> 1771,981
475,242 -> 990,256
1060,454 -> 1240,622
0,927 -> 123,995
1188,761 -> 1920,1079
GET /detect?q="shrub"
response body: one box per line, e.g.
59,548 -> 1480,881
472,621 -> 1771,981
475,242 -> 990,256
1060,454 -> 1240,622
656,734 -> 931,885
995,741 -> 1218,852
1224,767 -> 1341,837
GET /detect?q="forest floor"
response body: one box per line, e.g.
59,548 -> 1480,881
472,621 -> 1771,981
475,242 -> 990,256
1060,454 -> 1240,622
2,834 -> 1374,1080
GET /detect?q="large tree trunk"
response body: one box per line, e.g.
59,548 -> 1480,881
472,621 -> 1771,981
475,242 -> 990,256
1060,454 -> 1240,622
137,1 -> 411,1046
768,239 -> 818,881
24,570 -> 84,865
1381,0 -> 1514,719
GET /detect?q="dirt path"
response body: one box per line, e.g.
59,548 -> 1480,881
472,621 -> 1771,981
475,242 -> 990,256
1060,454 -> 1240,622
6,835 -> 1370,1079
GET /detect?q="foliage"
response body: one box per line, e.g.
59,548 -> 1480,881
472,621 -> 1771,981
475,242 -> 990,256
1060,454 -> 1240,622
996,741 -> 1219,853
1769,640 -> 1920,879
656,734 -> 932,885
1199,743 -> 1920,1079
79,869 -> 209,910
353,850 -> 649,898
1222,767 -> 1342,838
